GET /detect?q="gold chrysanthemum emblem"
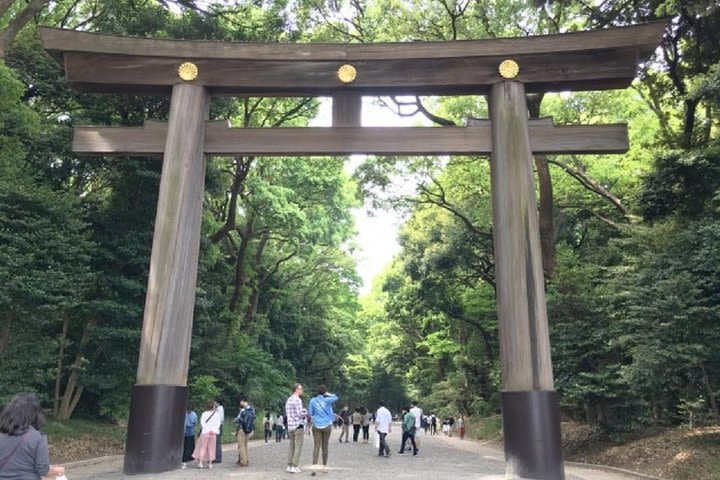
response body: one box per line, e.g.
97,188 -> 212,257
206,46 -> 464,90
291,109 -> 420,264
498,59 -> 520,79
178,62 -> 199,81
337,64 -> 357,83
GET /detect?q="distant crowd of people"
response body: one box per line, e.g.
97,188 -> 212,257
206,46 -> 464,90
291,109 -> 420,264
182,384 -> 467,473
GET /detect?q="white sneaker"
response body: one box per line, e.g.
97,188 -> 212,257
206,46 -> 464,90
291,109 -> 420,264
287,466 -> 292,472
181,463 -> 187,469
291,466 -> 302,473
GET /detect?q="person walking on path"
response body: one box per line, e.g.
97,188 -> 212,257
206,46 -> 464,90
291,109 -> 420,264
398,407 -> 418,456
263,412 -> 272,443
285,383 -> 306,473
0,393 -> 65,480
182,400 -> 198,467
338,405 -> 351,443
409,401 -> 423,448
308,385 -> 339,468
192,399 -> 222,469
457,415 -> 465,439
361,406 -> 371,443
233,394 -> 255,467
212,398 -> 224,463
374,401 -> 392,458
351,408 -> 363,442
275,412 -> 285,442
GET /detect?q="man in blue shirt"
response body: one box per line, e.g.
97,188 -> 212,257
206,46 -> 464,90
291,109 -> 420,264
182,400 -> 198,467
308,385 -> 339,468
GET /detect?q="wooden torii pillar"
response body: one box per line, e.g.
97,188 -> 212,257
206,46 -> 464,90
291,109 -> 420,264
41,22 -> 664,478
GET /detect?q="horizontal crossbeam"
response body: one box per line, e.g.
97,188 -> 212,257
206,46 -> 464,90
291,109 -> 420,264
73,119 -> 628,156
40,22 -> 665,96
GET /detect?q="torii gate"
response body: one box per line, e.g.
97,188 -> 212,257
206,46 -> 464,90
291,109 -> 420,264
41,21 -> 664,479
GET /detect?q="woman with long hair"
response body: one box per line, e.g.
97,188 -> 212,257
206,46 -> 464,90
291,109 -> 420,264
0,393 -> 65,479
192,399 -> 222,469
360,406 -> 370,443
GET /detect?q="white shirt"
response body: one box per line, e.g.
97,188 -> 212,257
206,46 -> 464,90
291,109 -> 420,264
410,406 -> 422,428
375,406 -> 392,433
200,409 -> 222,435
216,405 -> 224,424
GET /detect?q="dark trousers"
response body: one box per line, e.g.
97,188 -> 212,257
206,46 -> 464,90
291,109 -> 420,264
215,424 -> 223,462
182,435 -> 195,462
362,425 -> 369,441
352,424 -> 361,442
399,431 -> 417,454
378,432 -> 390,456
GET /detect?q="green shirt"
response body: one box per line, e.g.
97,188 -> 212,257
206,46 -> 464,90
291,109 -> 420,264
402,412 -> 416,433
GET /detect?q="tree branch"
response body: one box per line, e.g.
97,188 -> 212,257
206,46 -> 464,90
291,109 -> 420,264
0,0 -> 49,57
548,156 -> 628,216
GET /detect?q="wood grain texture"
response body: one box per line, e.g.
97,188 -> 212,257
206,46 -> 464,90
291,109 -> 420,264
332,93 -> 362,126
72,121 -> 628,156
489,82 -> 554,392
136,84 -> 209,386
40,22 -> 665,96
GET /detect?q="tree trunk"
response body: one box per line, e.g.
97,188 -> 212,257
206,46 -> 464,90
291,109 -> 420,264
244,285 -> 260,328
229,215 -> 255,311
57,318 -> 97,421
526,93 -> 555,278
534,154 -> 555,277
209,156 -> 253,243
53,314 -> 70,417
0,0 -> 49,56
699,362 -> 719,424
243,231 -> 270,328
681,98 -> 698,149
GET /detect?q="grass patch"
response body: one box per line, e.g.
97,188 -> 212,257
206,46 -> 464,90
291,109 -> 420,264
43,418 -> 126,443
465,415 -> 502,442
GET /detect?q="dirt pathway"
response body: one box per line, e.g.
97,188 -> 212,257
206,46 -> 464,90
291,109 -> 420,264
60,426 -> 652,480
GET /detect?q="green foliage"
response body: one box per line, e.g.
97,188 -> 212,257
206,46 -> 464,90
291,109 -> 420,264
639,145 -> 720,220
0,60 -> 93,404
466,415 -> 502,441
189,375 -> 222,408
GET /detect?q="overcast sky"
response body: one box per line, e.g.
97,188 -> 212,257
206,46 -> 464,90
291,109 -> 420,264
311,98 -> 425,294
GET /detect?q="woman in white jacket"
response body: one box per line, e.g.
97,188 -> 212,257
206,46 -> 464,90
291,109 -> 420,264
192,400 -> 222,469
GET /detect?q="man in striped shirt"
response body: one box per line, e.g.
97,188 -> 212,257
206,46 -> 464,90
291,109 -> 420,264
285,383 -> 306,473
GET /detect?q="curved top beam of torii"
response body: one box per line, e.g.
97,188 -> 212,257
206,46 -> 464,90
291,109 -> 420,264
39,21 -> 665,97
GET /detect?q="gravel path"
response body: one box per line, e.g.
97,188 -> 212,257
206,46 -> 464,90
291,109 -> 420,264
60,426 -> 648,480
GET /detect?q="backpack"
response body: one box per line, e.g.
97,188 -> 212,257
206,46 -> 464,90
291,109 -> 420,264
237,406 -> 256,433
